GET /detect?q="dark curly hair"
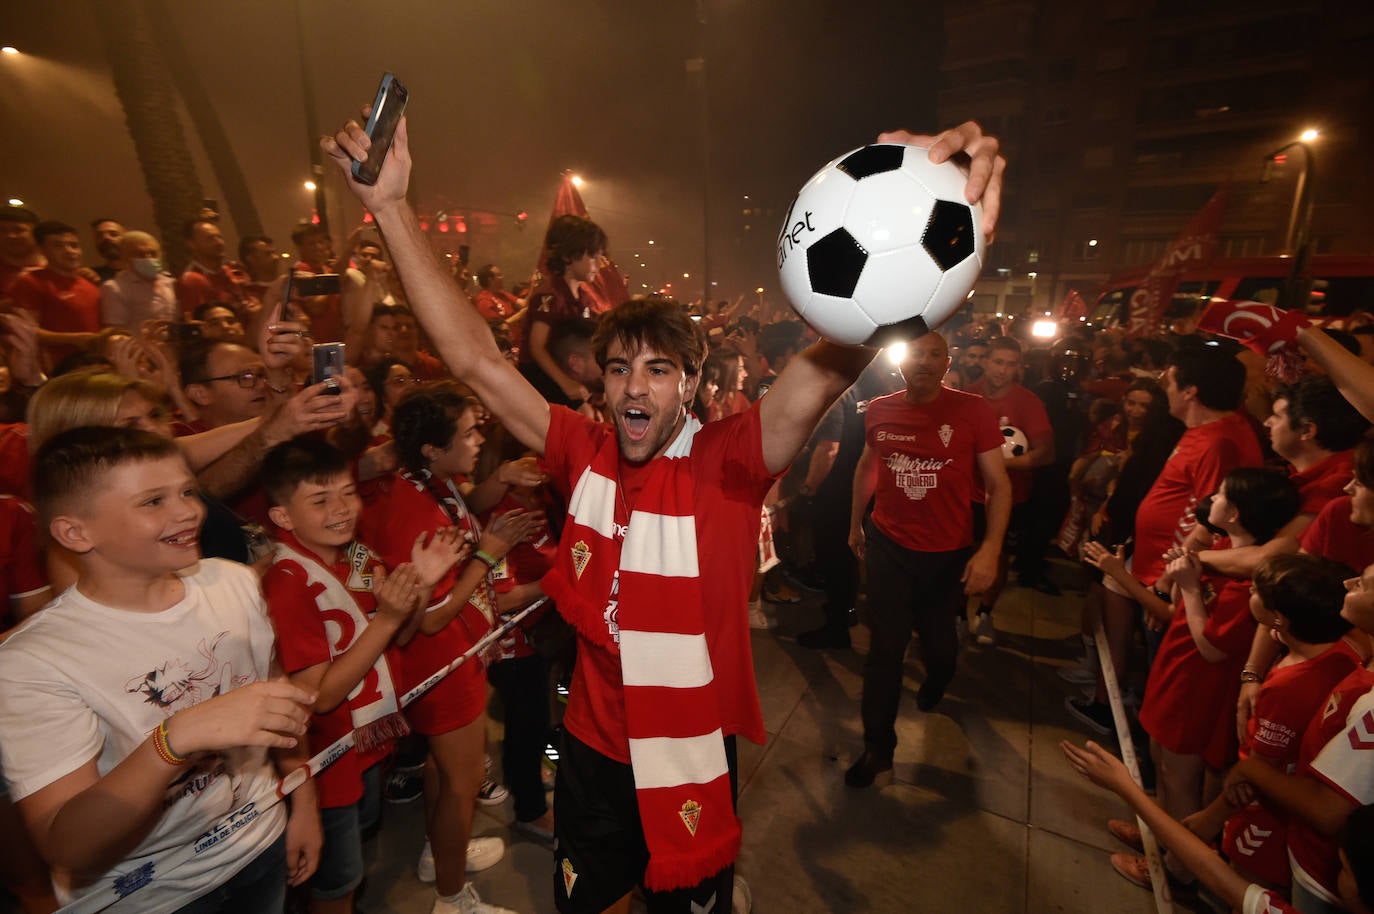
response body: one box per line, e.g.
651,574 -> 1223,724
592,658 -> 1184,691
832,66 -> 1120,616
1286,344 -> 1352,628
390,383 -> 480,475
544,215 -> 607,276
1252,553 -> 1353,644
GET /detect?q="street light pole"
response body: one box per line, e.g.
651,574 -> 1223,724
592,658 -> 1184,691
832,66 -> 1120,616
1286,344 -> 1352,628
1261,140 -> 1316,311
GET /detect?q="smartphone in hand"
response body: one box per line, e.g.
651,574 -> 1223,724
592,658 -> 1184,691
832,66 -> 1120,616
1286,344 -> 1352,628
352,73 -> 409,186
311,343 -> 346,394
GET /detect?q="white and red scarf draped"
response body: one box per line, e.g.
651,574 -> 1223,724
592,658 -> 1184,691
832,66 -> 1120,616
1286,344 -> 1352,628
273,540 -> 410,753
542,415 -> 740,890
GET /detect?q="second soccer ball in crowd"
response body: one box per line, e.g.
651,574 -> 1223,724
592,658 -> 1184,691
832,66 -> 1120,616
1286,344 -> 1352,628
776,143 -> 985,348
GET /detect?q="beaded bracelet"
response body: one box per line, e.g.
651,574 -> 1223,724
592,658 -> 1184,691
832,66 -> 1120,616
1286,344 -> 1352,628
474,549 -> 500,570
152,719 -> 189,766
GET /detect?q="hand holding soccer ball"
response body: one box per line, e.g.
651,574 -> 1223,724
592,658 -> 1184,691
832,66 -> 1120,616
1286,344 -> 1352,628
777,123 -> 1003,348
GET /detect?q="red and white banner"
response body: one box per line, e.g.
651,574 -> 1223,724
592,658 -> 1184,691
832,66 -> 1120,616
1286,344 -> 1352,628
1057,288 -> 1088,323
1124,188 -> 1227,338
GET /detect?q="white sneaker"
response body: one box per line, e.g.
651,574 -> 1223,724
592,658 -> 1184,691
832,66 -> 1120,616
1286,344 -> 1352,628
418,839 -> 435,883
418,836 -> 505,883
747,601 -> 777,631
974,612 -> 996,645
477,775 -> 509,806
732,874 -> 753,914
430,882 -> 519,914
467,835 -> 505,872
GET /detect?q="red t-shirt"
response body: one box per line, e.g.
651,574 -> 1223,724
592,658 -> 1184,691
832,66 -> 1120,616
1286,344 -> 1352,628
474,289 -> 519,321
1132,412 -> 1263,586
1138,572 -> 1257,769
356,471 -> 493,730
1301,496 -> 1374,575
1288,665 -> 1374,899
0,495 -> 48,609
866,387 -> 1003,552
1292,451 -> 1354,518
0,424 -> 32,499
1223,639 -> 1364,886
541,403 -> 776,763
411,350 -> 448,381
10,268 -> 100,359
965,380 -> 1051,505
262,532 -> 393,808
177,262 -> 254,317
520,276 -> 597,367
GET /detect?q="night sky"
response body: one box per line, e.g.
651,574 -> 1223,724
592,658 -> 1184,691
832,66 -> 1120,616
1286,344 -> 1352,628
0,0 -> 939,300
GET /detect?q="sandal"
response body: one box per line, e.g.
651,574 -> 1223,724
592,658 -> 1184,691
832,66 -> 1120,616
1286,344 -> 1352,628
1108,818 -> 1144,852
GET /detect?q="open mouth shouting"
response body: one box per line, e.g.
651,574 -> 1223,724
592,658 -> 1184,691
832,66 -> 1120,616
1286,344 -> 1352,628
622,406 -> 652,442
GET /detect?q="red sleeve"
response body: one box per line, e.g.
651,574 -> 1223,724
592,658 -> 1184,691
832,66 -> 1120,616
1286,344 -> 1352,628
1250,681 -> 1308,762
176,272 -> 212,316
7,274 -> 42,319
1202,580 -> 1258,657
1300,499 -> 1338,555
973,397 -> 1004,454
262,560 -> 334,673
542,405 -> 605,500
3,499 -> 47,598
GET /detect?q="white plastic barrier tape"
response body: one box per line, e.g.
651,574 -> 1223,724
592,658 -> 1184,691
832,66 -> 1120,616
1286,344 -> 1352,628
1093,618 -> 1175,914
58,598 -> 547,914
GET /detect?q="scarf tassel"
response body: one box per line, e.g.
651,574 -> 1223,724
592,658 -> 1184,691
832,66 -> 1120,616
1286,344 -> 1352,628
353,710 -> 411,754
643,827 -> 742,892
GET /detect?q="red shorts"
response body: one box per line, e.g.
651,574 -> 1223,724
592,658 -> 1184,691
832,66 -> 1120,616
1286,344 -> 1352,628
404,658 -> 485,735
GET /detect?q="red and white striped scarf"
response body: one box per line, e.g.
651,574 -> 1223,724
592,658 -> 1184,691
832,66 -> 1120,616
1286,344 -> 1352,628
272,540 -> 411,753
543,415 -> 741,890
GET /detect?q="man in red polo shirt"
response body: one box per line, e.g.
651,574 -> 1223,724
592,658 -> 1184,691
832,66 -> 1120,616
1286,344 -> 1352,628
845,331 -> 1010,786
9,221 -> 101,362
965,335 -> 1052,644
176,218 -> 256,318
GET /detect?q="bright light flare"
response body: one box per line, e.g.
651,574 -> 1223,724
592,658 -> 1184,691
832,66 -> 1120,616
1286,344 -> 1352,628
1300,128 -> 1320,143
570,175 -> 584,188
303,180 -> 317,192
1,47 -> 18,56
754,287 -> 764,294
6,198 -> 23,207
885,342 -> 908,366
1031,319 -> 1058,339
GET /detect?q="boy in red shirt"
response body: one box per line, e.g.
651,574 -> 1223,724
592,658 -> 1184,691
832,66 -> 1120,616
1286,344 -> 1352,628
9,221 -> 101,362
261,437 -> 465,913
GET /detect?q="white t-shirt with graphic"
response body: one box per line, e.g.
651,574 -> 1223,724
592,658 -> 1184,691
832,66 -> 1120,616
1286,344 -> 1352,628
0,559 -> 285,912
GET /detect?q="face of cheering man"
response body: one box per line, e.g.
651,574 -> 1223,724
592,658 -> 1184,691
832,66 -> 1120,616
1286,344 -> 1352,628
899,332 -> 951,403
603,337 -> 696,465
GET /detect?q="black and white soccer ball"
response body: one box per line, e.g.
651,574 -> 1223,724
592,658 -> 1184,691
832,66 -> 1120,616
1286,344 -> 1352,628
1001,425 -> 1028,458
777,143 -> 985,347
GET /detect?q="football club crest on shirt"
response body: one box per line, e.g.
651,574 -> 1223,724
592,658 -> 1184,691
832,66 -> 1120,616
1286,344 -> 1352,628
571,541 -> 592,579
679,799 -> 702,836
561,858 -> 578,896
938,423 -> 953,447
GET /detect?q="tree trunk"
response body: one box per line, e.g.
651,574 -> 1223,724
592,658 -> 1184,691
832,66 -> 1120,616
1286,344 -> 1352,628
91,0 -> 204,273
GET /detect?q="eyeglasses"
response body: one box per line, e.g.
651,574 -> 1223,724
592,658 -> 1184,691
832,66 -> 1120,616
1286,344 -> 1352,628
202,369 -> 268,388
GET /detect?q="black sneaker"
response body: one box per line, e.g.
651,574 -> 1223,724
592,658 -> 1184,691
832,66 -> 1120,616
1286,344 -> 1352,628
383,768 -> 423,804
1064,696 -> 1114,736
844,751 -> 893,788
797,626 -> 851,650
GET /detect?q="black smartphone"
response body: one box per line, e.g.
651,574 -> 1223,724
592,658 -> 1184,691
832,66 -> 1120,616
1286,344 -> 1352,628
311,343 -> 346,393
294,273 -> 342,297
167,322 -> 203,343
352,73 -> 409,186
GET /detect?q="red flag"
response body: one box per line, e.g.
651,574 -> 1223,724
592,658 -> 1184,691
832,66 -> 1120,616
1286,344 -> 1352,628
535,173 -> 629,314
1057,288 -> 1088,323
1124,188 -> 1227,337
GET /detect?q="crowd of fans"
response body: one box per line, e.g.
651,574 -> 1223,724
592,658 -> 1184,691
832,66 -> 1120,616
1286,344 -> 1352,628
3,126 -> 1374,914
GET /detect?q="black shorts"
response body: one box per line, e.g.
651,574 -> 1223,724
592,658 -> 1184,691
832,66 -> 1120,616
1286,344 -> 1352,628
553,731 -> 739,914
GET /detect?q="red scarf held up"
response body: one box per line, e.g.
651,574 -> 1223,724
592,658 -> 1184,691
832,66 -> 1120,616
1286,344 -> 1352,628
541,415 -> 740,890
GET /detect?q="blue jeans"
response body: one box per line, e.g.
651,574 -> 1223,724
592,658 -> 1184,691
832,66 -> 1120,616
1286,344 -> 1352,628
169,834 -> 286,914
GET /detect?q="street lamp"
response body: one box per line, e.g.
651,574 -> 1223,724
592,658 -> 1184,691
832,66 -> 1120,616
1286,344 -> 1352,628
6,198 -> 22,207
1300,128 -> 1320,143
1262,135 -> 1319,309
570,175 -> 584,189
303,181 -> 316,192
1,47 -> 18,56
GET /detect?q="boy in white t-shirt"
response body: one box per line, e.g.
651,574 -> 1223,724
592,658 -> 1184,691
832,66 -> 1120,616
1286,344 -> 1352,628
0,426 -> 321,913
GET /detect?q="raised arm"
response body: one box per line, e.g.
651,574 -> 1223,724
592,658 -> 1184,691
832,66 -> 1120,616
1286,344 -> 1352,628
322,113 -> 551,454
